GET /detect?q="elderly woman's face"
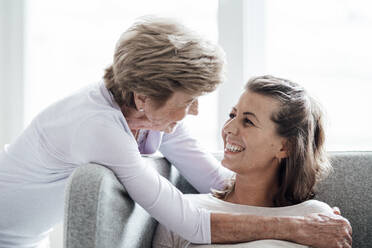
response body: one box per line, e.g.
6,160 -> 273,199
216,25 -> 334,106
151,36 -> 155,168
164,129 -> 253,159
221,90 -> 287,175
144,91 -> 199,133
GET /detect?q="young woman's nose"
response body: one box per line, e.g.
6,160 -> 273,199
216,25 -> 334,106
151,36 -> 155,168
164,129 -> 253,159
223,118 -> 238,135
187,99 -> 199,116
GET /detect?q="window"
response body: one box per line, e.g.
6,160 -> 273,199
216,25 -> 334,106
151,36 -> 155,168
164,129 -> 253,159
221,0 -> 372,151
18,0 -> 372,152
24,0 -> 220,150
264,0 -> 372,151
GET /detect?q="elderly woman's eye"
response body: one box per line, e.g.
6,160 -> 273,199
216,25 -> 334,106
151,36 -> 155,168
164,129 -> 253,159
229,113 -> 236,119
185,100 -> 195,107
244,118 -> 254,126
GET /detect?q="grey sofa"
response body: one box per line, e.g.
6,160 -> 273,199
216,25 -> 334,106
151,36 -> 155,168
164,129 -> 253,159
63,152 -> 372,248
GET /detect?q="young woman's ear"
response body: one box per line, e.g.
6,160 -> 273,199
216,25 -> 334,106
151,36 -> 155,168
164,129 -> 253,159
276,140 -> 289,160
133,92 -> 147,111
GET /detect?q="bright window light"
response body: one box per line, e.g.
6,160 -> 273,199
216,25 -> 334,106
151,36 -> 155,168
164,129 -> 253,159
24,0 -> 219,150
264,0 -> 372,151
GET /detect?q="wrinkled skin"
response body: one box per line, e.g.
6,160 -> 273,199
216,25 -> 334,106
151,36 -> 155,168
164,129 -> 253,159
300,211 -> 352,248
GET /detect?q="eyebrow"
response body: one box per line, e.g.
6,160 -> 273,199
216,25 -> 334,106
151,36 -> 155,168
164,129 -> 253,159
233,107 -> 260,124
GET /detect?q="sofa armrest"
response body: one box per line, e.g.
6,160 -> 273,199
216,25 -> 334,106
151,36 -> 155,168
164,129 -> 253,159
64,156 -> 176,248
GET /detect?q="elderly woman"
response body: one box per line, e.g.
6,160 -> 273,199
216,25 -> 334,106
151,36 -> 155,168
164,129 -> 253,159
153,75 -> 349,248
0,18 -> 350,248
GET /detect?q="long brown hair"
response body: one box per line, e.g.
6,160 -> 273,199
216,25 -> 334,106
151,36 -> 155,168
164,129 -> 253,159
214,75 -> 332,207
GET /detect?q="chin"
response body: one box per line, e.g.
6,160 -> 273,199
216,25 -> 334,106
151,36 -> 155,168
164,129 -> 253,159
163,126 -> 176,133
222,160 -> 240,175
163,123 -> 178,133
221,157 -> 233,170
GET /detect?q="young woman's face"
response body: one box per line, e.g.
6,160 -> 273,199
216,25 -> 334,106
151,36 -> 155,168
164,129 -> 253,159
144,91 -> 199,133
221,90 -> 287,175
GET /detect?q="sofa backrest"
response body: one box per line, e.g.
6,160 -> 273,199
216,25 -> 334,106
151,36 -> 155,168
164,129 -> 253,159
63,156 -> 175,248
314,151 -> 372,248
64,152 -> 372,248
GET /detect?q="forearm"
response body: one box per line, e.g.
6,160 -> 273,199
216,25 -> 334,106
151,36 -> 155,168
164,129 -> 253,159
160,123 -> 234,193
211,213 -> 302,243
211,212 -> 352,248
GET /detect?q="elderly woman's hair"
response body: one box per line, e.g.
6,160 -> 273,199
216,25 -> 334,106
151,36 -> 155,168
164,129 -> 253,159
214,75 -> 332,207
104,17 -> 225,109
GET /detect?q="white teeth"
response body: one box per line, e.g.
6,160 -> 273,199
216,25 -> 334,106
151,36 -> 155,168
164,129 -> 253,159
225,143 -> 244,152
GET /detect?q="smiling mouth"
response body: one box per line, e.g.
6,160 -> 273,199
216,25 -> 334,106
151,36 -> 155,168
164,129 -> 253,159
225,143 -> 245,153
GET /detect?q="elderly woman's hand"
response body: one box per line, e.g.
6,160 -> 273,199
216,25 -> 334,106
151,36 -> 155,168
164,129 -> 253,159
299,212 -> 352,248
332,206 -> 341,215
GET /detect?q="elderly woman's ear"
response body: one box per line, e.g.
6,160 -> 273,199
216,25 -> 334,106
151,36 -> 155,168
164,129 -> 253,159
133,92 -> 147,111
188,99 -> 199,115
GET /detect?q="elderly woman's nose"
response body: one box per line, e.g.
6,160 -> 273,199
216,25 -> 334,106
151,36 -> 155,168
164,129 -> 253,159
188,100 -> 199,116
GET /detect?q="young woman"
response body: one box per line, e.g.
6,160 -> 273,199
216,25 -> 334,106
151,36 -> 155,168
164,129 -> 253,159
153,75 -> 344,248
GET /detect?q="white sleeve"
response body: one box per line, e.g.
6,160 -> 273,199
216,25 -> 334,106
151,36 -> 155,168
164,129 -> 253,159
159,122 -> 234,193
71,115 -> 211,243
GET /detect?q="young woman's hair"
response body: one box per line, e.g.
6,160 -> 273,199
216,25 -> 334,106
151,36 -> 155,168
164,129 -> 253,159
214,75 -> 332,207
104,17 -> 225,109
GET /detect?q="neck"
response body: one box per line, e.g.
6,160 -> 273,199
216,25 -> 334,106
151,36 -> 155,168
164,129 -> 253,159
225,165 -> 280,207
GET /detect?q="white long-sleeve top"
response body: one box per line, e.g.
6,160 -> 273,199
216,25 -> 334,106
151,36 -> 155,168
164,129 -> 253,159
0,81 -> 234,248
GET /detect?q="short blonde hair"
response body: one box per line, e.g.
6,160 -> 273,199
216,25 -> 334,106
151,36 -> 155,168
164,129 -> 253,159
104,17 -> 225,108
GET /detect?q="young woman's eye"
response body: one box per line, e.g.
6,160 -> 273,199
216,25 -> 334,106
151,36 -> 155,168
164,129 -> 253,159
229,113 -> 236,119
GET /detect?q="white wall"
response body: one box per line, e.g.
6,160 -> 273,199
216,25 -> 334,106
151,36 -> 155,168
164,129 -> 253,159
0,0 -> 24,148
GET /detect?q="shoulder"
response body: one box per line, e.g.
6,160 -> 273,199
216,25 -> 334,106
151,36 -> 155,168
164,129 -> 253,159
183,194 -> 242,213
298,199 -> 333,214
35,81 -> 128,133
184,193 -> 212,204
182,194 -> 218,210
74,112 -> 135,149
